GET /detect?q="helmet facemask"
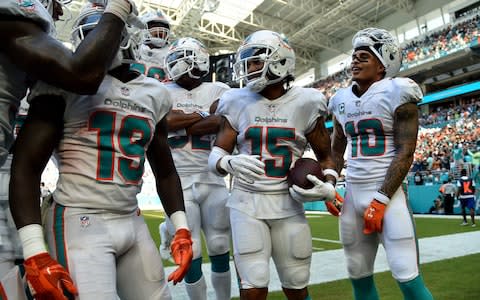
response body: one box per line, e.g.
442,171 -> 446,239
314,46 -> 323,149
165,38 -> 210,81
71,5 -> 140,70
140,11 -> 171,48
234,30 -> 295,92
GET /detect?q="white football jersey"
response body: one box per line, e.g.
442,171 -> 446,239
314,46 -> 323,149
328,77 -> 422,183
0,1 -> 54,163
217,86 -> 328,193
166,82 -> 229,186
131,44 -> 169,81
28,74 -> 172,212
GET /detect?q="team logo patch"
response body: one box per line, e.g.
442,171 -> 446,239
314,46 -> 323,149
355,100 -> 361,107
339,103 -> 345,115
17,0 -> 36,12
80,216 -> 90,228
120,86 -> 130,96
266,104 -> 278,116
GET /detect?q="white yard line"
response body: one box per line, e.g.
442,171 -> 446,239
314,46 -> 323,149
165,230 -> 480,299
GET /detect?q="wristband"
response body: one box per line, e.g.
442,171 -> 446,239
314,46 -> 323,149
18,224 -> 48,259
373,191 -> 390,205
195,111 -> 210,119
323,168 -> 339,181
105,0 -> 131,23
170,211 -> 189,231
208,146 -> 229,176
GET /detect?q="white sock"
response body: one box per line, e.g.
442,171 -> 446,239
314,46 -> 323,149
211,270 -> 231,300
185,275 -> 207,300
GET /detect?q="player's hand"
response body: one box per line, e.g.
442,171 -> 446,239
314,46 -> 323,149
24,252 -> 78,300
289,174 -> 336,203
219,154 -> 265,184
168,229 -> 193,285
363,199 -> 387,234
326,192 -> 344,216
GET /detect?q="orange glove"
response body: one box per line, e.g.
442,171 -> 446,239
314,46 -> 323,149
168,228 -> 193,285
24,252 -> 78,300
326,192 -> 344,217
363,199 -> 387,234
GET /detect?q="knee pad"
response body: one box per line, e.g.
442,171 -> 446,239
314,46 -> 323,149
290,223 -> 312,259
280,264 -> 310,289
239,262 -> 269,289
185,257 -> 203,284
210,252 -> 230,273
206,234 -> 230,256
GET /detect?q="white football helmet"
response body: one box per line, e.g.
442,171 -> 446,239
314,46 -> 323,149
234,30 -> 295,92
165,37 -> 209,81
71,4 -> 141,69
352,28 -> 401,78
140,10 -> 170,48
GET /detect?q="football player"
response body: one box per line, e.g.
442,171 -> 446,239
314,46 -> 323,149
9,4 -> 193,299
208,30 -> 338,300
329,27 -> 434,299
0,0 -> 135,297
131,10 -> 171,81
163,37 -> 231,300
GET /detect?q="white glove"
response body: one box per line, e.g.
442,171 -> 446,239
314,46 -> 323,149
289,174 -> 336,203
219,155 -> 265,184
91,0 -> 139,24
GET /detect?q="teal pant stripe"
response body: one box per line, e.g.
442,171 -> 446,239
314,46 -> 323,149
17,264 -> 34,300
210,252 -> 230,273
53,203 -> 68,269
184,257 -> 203,283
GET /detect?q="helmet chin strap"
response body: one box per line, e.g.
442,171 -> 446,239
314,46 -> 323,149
187,70 -> 201,79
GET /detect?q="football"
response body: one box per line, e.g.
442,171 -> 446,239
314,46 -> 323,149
287,158 -> 325,189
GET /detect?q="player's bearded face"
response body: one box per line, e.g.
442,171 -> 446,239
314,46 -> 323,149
246,58 -> 265,80
350,50 -> 384,81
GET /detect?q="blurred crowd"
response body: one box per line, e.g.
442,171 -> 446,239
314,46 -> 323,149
410,97 -> 480,185
310,13 -> 480,100
402,14 -> 480,68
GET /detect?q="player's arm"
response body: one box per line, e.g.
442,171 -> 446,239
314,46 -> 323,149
208,116 -> 265,183
167,100 -> 221,134
166,110 -> 204,132
378,102 -> 418,198
306,116 -> 337,185
9,95 -> 77,299
147,116 -> 185,216
147,116 -> 193,285
363,102 -> 418,234
186,99 -> 222,135
289,116 -> 338,204
0,3 -> 132,94
331,116 -> 347,174
10,95 -> 65,229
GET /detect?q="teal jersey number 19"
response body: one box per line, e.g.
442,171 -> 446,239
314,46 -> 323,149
89,111 -> 153,184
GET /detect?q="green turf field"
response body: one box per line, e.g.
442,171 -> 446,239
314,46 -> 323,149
142,211 -> 480,299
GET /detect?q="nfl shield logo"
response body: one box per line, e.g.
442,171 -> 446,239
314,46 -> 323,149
80,216 -> 90,228
121,87 -> 130,96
